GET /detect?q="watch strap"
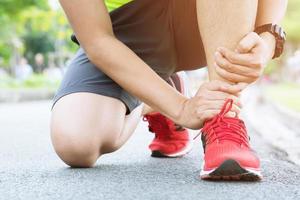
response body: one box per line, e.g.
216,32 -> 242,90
254,23 -> 286,59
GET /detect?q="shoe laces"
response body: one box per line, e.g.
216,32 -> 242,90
143,114 -> 184,139
201,99 -> 249,147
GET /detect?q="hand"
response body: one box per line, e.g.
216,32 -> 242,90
214,32 -> 276,84
177,80 -> 244,130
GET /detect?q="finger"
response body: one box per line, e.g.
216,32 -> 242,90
217,47 -> 256,67
197,99 -> 242,114
237,82 -> 249,91
200,110 -> 239,121
197,81 -> 233,96
215,51 -> 261,78
198,106 -> 240,121
202,80 -> 232,91
231,104 -> 241,114
202,80 -> 244,94
235,32 -> 261,53
225,111 -> 238,118
198,110 -> 220,121
215,63 -> 254,84
197,100 -> 225,112
205,91 -> 242,107
205,90 -> 240,100
219,84 -> 246,94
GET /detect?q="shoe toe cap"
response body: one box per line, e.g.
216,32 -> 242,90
204,143 -> 260,171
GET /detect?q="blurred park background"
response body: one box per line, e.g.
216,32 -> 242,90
0,0 -> 300,113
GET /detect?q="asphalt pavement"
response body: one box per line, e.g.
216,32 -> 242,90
0,101 -> 300,200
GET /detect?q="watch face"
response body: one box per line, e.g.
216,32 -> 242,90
271,24 -> 286,59
275,25 -> 286,40
281,29 -> 287,40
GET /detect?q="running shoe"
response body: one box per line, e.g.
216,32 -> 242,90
200,99 -> 262,181
144,72 -> 192,157
144,113 -> 192,157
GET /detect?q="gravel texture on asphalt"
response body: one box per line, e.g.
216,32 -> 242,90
0,101 -> 299,200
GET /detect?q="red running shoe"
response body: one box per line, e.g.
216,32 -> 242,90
143,113 -> 193,158
200,99 -> 262,181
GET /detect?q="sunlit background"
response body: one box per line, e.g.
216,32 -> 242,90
0,0 -> 300,162
0,0 -> 299,107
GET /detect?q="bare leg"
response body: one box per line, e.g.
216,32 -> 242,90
51,93 -> 142,167
196,0 -> 263,181
50,71 -> 188,168
196,0 -> 258,82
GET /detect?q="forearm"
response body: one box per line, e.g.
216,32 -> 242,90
256,0 -> 288,26
256,0 -> 288,60
86,35 -> 186,120
58,0 -> 186,121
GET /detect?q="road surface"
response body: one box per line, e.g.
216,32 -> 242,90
0,101 -> 299,200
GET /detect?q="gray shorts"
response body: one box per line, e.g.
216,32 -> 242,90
53,0 -> 206,114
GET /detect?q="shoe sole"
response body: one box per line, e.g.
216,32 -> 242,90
151,140 -> 193,158
200,159 -> 262,181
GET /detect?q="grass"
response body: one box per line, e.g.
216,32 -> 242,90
265,82 -> 300,112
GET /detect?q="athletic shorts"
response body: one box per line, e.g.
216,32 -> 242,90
53,0 -> 206,114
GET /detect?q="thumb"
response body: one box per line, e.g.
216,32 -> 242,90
236,32 -> 260,53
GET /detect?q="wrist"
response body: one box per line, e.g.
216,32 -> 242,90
170,96 -> 189,124
259,32 -> 276,60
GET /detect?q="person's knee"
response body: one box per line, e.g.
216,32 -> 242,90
51,123 -> 101,168
101,138 -> 123,154
50,119 -> 125,167
50,93 -> 128,167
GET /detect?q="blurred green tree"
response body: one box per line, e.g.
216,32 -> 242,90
19,8 -> 76,70
0,0 -> 49,67
264,0 -> 300,76
0,0 -> 48,17
282,0 -> 300,44
0,0 -> 76,71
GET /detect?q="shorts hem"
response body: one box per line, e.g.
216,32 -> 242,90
52,85 -> 140,114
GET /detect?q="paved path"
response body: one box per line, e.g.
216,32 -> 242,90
0,101 -> 300,200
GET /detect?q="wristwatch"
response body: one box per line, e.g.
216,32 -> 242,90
254,23 -> 286,59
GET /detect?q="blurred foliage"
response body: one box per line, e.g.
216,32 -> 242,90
264,0 -> 300,75
282,0 -> 300,44
0,0 -> 49,65
0,0 -> 76,67
20,7 -> 76,65
0,73 -> 60,89
0,0 -> 48,16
